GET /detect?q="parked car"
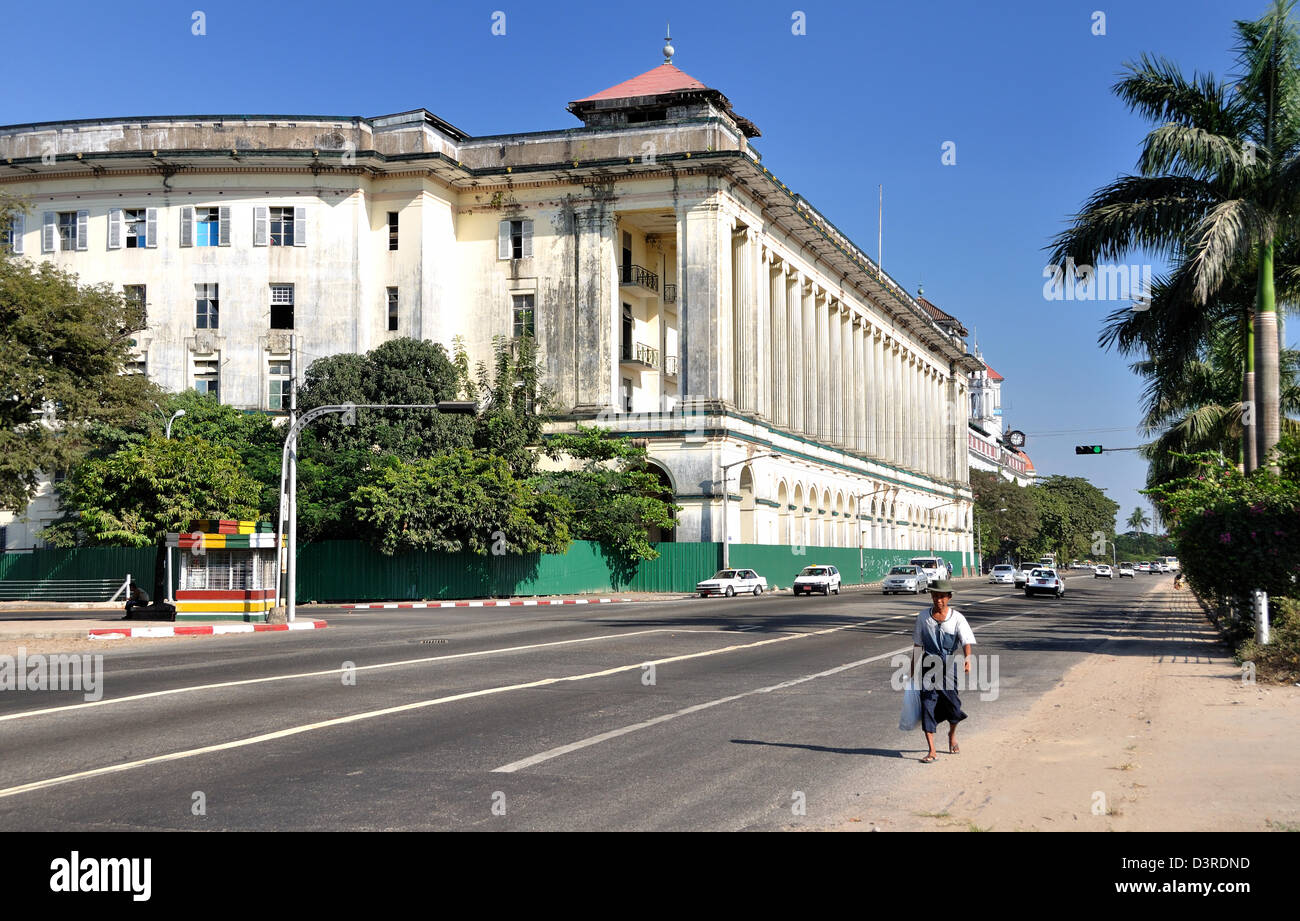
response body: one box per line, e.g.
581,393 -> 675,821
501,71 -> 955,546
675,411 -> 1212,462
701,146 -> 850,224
1094,564 -> 1114,579
883,565 -> 928,594
697,568 -> 768,597
793,564 -> 841,596
1024,568 -> 1065,598
989,564 -> 1016,584
1118,562 -> 1136,578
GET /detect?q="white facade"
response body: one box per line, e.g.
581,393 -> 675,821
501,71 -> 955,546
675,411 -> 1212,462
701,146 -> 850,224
1,63 -> 982,568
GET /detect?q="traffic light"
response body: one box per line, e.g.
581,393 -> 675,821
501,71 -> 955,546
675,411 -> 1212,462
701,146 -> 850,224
1075,445 -> 1104,455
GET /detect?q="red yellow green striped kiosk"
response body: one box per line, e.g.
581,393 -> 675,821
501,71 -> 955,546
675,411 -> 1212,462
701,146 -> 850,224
166,520 -> 283,622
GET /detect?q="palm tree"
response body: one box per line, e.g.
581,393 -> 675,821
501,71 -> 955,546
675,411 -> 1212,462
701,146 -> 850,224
1049,0 -> 1300,472
1126,507 -> 1152,535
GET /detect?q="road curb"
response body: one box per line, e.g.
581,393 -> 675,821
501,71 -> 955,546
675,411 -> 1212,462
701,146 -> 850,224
87,620 -> 328,639
341,598 -> 636,610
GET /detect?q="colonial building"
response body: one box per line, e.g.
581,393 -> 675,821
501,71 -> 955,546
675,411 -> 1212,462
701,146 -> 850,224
0,43 -> 982,569
968,345 -> 1036,487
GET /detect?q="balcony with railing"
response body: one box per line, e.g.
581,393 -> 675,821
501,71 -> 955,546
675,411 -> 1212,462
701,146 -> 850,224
663,354 -> 678,378
620,263 -> 659,294
663,283 -> 677,306
620,341 -> 659,370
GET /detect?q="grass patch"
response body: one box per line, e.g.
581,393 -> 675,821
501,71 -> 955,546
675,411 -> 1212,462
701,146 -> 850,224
968,822 -> 991,832
1236,597 -> 1300,685
914,810 -> 951,818
1266,818 -> 1300,832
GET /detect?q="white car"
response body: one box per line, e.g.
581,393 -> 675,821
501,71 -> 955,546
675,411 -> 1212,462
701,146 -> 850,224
1118,562 -> 1135,578
1014,564 -> 1037,588
989,564 -> 1016,584
1094,564 -> 1114,579
793,565 -> 841,596
697,568 -> 768,597
909,557 -> 947,584
1136,562 -> 1152,573
1024,568 -> 1065,598
883,565 -> 928,594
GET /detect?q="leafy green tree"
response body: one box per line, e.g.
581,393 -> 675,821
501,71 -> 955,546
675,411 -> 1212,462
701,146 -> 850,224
351,450 -> 571,556
0,252 -> 158,511
1028,476 -> 1121,563
538,425 -> 680,561
296,337 -> 474,459
42,436 -> 263,598
970,470 -> 1040,566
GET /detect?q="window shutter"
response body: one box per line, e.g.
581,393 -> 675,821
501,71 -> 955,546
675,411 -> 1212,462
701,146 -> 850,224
180,207 -> 193,247
293,205 -> 306,247
146,208 -> 159,248
10,212 -> 23,254
218,206 -> 231,246
521,220 -> 533,258
42,212 -> 55,253
76,210 -> 89,251
107,208 -> 122,249
253,206 -> 268,246
498,221 -> 510,260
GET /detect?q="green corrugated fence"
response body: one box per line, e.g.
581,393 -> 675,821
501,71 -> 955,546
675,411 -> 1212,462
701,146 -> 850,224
0,542 -> 965,604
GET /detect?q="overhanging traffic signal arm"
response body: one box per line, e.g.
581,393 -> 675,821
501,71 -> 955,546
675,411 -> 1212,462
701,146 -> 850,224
1075,445 -> 1104,455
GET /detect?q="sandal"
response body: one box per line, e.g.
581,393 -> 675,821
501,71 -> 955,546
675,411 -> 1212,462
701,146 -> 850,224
920,754 -> 937,764
949,742 -> 960,754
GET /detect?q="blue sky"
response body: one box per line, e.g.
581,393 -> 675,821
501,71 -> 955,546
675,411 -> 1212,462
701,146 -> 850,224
7,0 -> 1295,531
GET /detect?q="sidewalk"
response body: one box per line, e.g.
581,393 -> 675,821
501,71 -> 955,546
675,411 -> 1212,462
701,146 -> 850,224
830,582 -> 1300,832
0,614 -> 326,656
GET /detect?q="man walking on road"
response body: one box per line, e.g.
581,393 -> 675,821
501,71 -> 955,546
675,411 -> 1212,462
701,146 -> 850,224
910,579 -> 975,763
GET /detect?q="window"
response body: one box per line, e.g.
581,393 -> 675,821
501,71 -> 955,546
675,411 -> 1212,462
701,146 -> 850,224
124,354 -> 148,376
58,211 -> 78,250
0,525 -> 6,551
196,207 -> 221,247
253,206 -> 306,247
42,210 -> 86,253
388,211 -> 399,251
497,219 -> 533,259
621,303 -> 633,360
194,359 -> 220,400
270,284 -> 294,329
622,231 -> 633,283
122,208 -> 151,248
1,212 -> 22,254
268,360 -> 291,411
621,377 -> 633,413
124,285 -> 147,329
512,294 -> 535,339
270,207 -> 295,246
387,288 -> 399,331
196,283 -> 219,329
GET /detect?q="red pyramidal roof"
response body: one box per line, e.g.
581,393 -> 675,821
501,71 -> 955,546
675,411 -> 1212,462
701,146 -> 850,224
574,63 -> 709,103
984,362 -> 1004,382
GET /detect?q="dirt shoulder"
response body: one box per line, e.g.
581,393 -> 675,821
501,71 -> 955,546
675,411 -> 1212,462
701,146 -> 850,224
830,583 -> 1299,832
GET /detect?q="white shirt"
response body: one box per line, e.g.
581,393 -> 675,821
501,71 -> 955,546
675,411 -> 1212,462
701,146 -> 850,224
912,607 -> 975,658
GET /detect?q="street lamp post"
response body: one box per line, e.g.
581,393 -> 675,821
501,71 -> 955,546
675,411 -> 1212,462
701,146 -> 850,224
720,454 -> 779,570
162,409 -> 187,603
274,401 -> 477,622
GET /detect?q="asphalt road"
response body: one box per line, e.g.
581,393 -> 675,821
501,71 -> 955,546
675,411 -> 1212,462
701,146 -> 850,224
0,572 -> 1176,831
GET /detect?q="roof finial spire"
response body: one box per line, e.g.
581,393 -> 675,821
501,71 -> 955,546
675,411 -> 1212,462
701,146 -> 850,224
663,23 -> 675,64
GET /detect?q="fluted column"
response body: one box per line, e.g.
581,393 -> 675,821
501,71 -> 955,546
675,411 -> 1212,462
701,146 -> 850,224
730,227 -> 750,411
802,278 -> 816,436
871,329 -> 883,458
756,244 -> 770,420
770,259 -> 786,427
853,320 -> 866,452
828,299 -> 842,444
789,272 -> 804,433
884,338 -> 897,464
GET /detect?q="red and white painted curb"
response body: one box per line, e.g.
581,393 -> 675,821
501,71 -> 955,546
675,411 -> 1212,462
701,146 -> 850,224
88,620 -> 328,639
343,598 -> 636,610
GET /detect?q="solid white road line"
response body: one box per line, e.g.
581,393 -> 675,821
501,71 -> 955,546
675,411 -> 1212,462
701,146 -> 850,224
0,627 -> 725,725
0,616 -> 895,800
